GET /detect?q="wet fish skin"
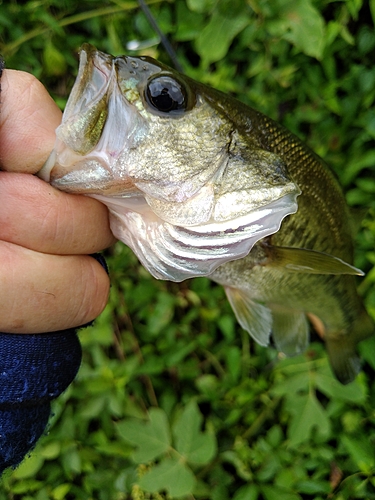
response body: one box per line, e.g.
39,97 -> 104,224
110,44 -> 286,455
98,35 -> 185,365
208,105 -> 374,383
39,45 -> 374,384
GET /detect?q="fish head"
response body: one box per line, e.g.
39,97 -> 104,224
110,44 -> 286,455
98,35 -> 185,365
39,44 -> 301,281
40,43 -> 228,202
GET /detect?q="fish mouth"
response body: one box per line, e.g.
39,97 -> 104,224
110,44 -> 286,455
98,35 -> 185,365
40,149 -> 140,196
38,44 -> 149,194
55,46 -> 114,156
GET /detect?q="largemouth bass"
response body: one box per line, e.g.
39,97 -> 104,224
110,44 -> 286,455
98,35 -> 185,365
39,44 -> 374,384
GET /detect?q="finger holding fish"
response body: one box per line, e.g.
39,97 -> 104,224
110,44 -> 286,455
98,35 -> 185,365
0,69 -> 61,174
0,69 -> 114,332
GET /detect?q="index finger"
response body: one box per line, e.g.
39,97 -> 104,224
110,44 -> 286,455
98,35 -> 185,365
0,172 -> 116,254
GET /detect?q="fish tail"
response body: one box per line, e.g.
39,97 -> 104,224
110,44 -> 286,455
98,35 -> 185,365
325,336 -> 361,385
326,308 -> 374,385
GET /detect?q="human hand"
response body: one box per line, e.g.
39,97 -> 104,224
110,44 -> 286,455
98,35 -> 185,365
0,69 -> 116,333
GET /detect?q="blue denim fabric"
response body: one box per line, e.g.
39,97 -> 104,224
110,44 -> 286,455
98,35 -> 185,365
0,331 -> 82,472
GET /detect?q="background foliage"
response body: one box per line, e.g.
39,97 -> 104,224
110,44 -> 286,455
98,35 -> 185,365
1,0 -> 375,498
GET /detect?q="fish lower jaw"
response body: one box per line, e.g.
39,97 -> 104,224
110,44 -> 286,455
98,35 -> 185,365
40,156 -> 140,196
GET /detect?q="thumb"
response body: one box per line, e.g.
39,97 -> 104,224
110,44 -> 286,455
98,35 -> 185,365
0,69 -> 62,173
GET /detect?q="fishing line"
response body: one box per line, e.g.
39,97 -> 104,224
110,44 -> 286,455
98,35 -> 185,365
137,0 -> 184,73
0,55 -> 4,103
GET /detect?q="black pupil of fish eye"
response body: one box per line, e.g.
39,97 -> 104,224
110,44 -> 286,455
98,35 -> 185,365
146,77 -> 186,113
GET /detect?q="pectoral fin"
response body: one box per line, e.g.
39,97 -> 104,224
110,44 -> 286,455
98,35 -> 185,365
271,310 -> 309,356
225,288 -> 272,346
268,245 -> 364,276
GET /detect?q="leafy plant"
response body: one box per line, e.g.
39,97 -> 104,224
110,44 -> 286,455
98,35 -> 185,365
1,1 -> 375,499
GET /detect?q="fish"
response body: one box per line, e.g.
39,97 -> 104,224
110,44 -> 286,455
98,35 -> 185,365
39,44 -> 374,384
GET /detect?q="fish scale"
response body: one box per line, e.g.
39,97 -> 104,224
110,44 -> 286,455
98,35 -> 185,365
256,115 -> 351,254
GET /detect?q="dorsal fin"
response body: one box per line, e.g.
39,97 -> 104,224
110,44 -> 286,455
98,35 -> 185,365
224,287 -> 272,346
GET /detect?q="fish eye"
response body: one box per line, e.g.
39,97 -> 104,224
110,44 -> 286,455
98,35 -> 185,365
145,75 -> 190,116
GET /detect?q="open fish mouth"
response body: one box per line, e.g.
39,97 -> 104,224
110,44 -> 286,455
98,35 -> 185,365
39,43 -> 300,281
39,46 -> 151,197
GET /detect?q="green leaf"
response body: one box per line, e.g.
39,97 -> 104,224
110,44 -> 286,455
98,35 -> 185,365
280,0 -> 325,59
195,374 -> 220,396
173,400 -> 217,465
10,479 -> 43,495
371,0 -> 375,25
187,0 -> 216,13
225,346 -> 242,382
272,372 -> 309,398
116,408 -> 171,462
195,9 -> 249,65
12,453 -> 44,479
359,335 -> 375,370
61,447 -> 81,475
43,41 -> 67,76
51,483 -> 71,500
233,484 -> 259,500
175,2 -> 204,41
341,435 -> 375,473
261,485 -> 301,500
287,392 -> 331,447
147,292 -> 175,335
315,369 -> 366,403
40,441 -> 61,460
138,457 -> 196,497
295,480 -> 330,494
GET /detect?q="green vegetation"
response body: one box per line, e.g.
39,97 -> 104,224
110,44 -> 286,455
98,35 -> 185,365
1,0 -> 375,498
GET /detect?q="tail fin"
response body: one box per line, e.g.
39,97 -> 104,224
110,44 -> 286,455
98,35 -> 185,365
325,336 -> 361,384
326,308 -> 374,384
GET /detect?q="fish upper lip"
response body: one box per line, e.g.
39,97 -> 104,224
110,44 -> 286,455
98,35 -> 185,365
52,46 -> 117,157
41,46 -> 151,190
